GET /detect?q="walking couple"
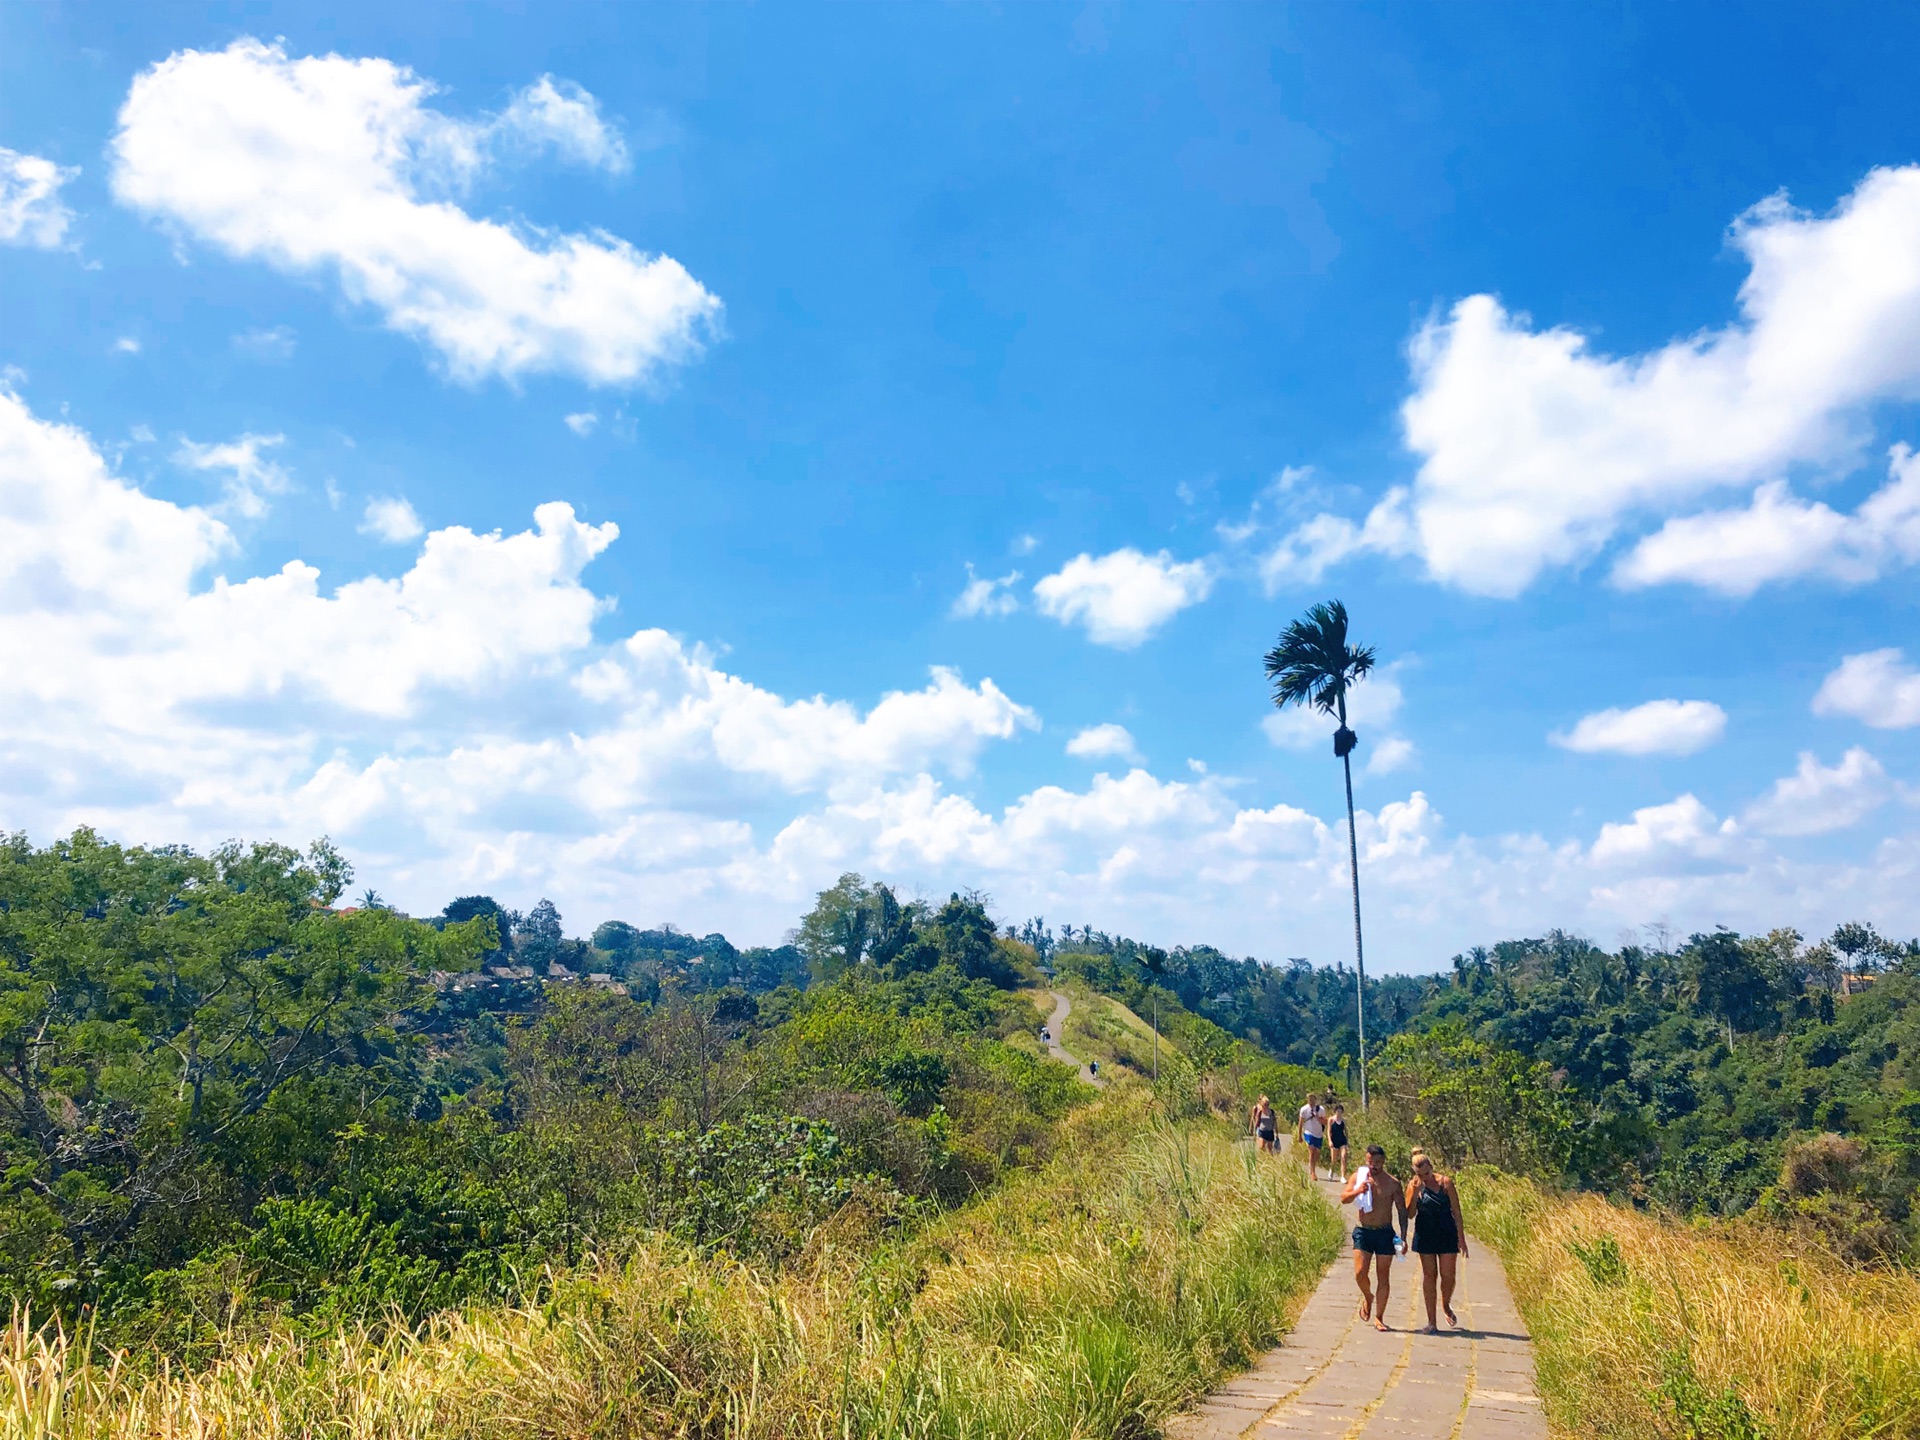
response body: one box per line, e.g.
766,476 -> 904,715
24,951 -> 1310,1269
1341,1146 -> 1467,1334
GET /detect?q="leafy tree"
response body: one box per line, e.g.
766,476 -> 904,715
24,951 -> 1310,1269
1265,598 -> 1378,1104
592,920 -> 642,956
1682,929 -> 1775,1045
442,895 -> 513,957
1832,921 -> 1888,993
515,899 -> 566,971
1373,1023 -> 1576,1177
794,873 -> 875,979
0,829 -> 491,1310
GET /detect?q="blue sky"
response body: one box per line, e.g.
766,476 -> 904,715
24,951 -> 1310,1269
2,3 -> 1918,968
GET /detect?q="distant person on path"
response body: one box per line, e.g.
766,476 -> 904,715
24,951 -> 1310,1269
1327,1102 -> 1350,1181
1341,1144 -> 1406,1330
1296,1093 -> 1328,1181
1406,1148 -> 1468,1333
1250,1094 -> 1278,1153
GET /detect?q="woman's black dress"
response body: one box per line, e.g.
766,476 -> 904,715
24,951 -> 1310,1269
1410,1178 -> 1459,1255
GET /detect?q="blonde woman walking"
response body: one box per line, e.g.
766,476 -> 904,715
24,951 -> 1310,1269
1406,1148 -> 1467,1333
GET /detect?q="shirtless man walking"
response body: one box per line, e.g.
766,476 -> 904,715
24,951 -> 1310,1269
1340,1143 -> 1407,1331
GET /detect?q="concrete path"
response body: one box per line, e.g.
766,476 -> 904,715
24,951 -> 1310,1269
1044,990 -> 1105,1087
1167,1169 -> 1545,1440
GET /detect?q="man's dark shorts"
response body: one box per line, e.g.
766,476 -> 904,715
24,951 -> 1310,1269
1352,1226 -> 1397,1257
1305,1134 -> 1323,1149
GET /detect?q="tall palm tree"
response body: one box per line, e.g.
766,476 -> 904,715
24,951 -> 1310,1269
1265,599 -> 1378,1107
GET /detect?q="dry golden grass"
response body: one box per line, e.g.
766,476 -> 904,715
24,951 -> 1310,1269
1460,1170 -> 1920,1440
4,1099 -> 1338,1440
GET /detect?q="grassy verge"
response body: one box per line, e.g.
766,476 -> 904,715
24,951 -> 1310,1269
1061,986 -> 1174,1080
8,1096 -> 1338,1439
1459,1170 -> 1920,1440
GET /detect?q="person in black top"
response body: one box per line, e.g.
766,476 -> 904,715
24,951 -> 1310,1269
1406,1148 -> 1468,1333
1327,1103 -> 1350,1181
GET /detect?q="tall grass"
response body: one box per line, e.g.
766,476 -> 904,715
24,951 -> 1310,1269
5,1097 -> 1338,1439
1460,1170 -> 1920,1440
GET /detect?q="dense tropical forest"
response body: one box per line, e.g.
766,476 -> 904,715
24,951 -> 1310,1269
7,821 -> 1920,1440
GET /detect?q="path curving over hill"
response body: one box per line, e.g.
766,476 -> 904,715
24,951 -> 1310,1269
1044,989 -> 1106,1088
1168,1172 -> 1545,1440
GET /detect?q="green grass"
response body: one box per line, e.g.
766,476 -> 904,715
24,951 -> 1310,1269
1459,1168 -> 1920,1440
5,1096 -> 1340,1439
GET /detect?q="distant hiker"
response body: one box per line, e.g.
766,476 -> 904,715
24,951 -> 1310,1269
1341,1143 -> 1407,1332
1251,1094 -> 1278,1154
1406,1148 -> 1468,1333
1327,1102 -> 1350,1181
1089,1061 -> 1099,1079
1296,1092 -> 1328,1181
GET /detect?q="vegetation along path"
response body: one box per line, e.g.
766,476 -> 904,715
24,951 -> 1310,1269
1169,1168 -> 1543,1440
1044,988 -> 1106,1086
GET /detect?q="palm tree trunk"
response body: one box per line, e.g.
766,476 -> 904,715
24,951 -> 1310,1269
1339,705 -> 1368,1111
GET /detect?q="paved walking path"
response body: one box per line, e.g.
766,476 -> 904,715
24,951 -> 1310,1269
1167,1166 -> 1546,1440
1044,989 -> 1106,1087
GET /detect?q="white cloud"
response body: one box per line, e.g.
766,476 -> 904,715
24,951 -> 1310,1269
0,384 -> 1035,895
361,495 -> 424,543
1012,533 -> 1039,556
1743,748 -> 1888,837
1615,449 -> 1920,595
1551,699 -> 1727,757
1259,496 -> 1414,589
492,76 -> 630,174
1365,736 -> 1416,776
173,432 -> 291,518
113,337 -> 140,355
0,147 -> 76,248
233,325 -> 297,361
1032,548 -> 1211,647
951,564 -> 1021,619
1815,649 -> 1920,729
1590,795 -> 1741,871
1270,166 -> 1920,597
110,39 -> 719,386
564,411 -> 599,437
1066,723 -> 1141,764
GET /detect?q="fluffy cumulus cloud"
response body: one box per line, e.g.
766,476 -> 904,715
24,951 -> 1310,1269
0,147 -> 76,248
360,495 -> 425,543
1552,699 -> 1727,757
109,39 -> 719,385
1814,649 -> 1920,729
1032,548 -> 1211,647
1742,748 -> 1889,837
1065,723 -> 1141,763
3,384 -> 1918,958
1269,166 -> 1920,597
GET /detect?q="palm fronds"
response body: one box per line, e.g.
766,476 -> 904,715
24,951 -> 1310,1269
1262,599 -> 1376,718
